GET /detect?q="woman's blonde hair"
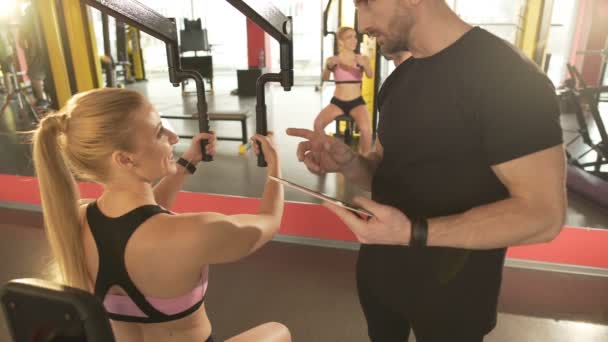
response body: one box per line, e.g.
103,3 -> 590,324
337,26 -> 355,40
337,27 -> 357,52
32,88 -> 145,289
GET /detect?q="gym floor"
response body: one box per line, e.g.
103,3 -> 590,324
1,209 -> 607,341
1,72 -> 607,341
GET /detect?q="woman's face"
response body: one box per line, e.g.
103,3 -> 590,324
128,104 -> 179,182
340,29 -> 358,51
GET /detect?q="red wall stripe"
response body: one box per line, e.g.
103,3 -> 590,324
1,174 -> 606,269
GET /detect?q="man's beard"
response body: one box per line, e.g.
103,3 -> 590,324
380,10 -> 413,55
380,42 -> 409,56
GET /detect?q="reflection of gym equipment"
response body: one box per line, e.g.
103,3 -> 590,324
100,13 -> 116,87
100,14 -> 146,88
1,278 -> 116,341
560,63 -> 608,208
317,0 -> 381,147
333,114 -> 354,144
85,0 -> 214,162
562,64 -> 608,180
0,23 -> 42,124
322,0 -> 339,67
164,3 -> 293,162
317,0 -> 362,90
226,0 -> 293,166
0,0 -> 292,335
115,20 -> 135,84
576,36 -> 608,103
180,18 -> 214,94
0,59 -> 41,124
128,26 -> 146,81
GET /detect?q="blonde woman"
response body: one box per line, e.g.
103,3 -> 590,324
32,88 -> 291,342
317,26 -> 373,154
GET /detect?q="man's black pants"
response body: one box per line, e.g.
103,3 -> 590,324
357,245 -> 489,342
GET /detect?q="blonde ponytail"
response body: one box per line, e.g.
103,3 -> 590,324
31,88 -> 145,290
33,113 -> 88,289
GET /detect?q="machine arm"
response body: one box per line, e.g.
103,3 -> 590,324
83,0 -> 295,166
226,0 -> 294,166
83,0 -> 212,161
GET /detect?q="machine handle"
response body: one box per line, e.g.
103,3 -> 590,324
200,140 -> 212,162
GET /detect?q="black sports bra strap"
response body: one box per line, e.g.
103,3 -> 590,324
87,202 -> 173,320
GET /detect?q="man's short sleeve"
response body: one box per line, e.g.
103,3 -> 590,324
478,71 -> 563,166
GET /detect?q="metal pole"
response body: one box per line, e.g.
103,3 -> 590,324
319,0 -> 324,90
372,42 -> 381,141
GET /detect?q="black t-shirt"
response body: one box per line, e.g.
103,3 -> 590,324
370,28 -> 562,329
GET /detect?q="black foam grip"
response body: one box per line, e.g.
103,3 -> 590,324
256,141 -> 267,167
200,139 -> 213,162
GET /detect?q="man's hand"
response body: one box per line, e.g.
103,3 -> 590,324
323,196 -> 411,245
286,128 -> 357,174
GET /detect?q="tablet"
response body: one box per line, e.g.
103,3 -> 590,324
268,176 -> 374,218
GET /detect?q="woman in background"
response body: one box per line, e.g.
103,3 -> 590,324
316,26 -> 373,154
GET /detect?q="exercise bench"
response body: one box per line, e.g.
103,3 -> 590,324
161,109 -> 249,143
333,114 -> 355,145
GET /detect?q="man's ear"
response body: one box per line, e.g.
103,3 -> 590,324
111,150 -> 137,170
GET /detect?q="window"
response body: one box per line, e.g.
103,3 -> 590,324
448,0 -> 526,44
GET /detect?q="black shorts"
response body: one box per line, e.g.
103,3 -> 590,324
330,96 -> 366,116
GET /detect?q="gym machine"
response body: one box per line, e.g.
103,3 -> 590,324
180,17 -> 214,94
85,0 -> 293,166
562,63 -> 608,180
318,0 -> 382,144
0,22 -> 41,124
560,63 -> 608,208
1,278 -> 115,341
575,36 -> 608,103
100,14 -> 147,88
318,0 -> 362,90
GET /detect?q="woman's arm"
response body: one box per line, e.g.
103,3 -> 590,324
358,55 -> 374,78
323,57 -> 338,81
153,132 -> 216,209
158,134 -> 284,265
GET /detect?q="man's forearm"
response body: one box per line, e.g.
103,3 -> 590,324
341,152 -> 381,191
427,197 -> 564,250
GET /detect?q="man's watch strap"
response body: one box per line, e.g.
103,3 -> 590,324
410,218 -> 428,248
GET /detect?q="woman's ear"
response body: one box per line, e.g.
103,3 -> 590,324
111,150 -> 137,170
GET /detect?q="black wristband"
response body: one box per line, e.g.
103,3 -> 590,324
410,218 -> 428,248
177,157 -> 196,174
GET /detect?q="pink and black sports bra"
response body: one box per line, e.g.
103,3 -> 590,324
87,201 -> 208,323
333,60 -> 363,84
